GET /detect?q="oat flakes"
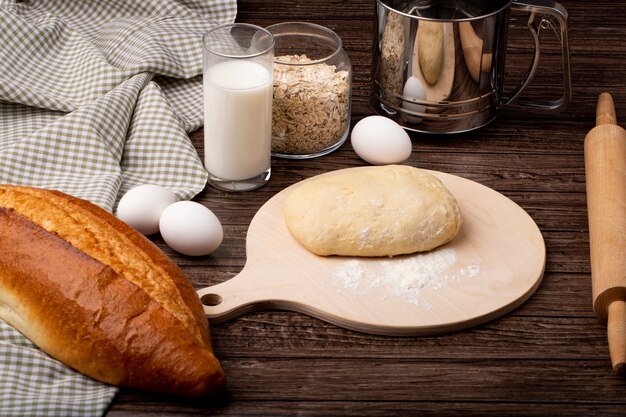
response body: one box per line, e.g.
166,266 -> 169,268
272,54 -> 350,155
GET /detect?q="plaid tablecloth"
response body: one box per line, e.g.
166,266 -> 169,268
0,321 -> 117,417
0,0 -> 236,415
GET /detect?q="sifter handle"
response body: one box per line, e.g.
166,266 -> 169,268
503,0 -> 571,112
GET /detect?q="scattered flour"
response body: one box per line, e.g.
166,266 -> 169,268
332,248 -> 480,307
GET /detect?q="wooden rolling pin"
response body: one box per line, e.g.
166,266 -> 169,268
585,92 -> 626,375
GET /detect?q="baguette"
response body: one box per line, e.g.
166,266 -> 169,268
0,184 -> 225,397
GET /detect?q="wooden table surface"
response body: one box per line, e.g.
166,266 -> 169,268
109,1 -> 626,415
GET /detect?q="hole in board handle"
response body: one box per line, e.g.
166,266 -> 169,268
201,293 -> 223,307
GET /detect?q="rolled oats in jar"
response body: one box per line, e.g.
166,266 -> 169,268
267,22 -> 352,159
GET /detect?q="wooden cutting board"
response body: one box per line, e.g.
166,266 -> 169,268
197,167 -> 545,336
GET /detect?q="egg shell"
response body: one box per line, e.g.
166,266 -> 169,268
116,184 -> 177,235
350,115 -> 412,165
159,201 -> 223,257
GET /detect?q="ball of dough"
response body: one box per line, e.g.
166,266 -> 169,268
283,165 -> 461,257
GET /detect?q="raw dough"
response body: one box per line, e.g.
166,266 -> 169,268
283,165 -> 461,257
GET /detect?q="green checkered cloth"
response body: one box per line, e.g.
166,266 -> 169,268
0,321 -> 117,417
0,0 -> 236,415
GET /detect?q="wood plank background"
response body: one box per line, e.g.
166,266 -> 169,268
109,0 -> 626,415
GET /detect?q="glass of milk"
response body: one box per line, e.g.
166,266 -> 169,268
202,24 -> 274,191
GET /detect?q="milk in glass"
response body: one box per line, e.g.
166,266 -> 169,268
204,60 -> 272,181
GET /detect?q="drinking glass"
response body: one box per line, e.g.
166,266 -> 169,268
203,23 -> 274,191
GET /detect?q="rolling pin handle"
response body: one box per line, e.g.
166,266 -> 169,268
608,300 -> 626,375
596,92 -> 617,126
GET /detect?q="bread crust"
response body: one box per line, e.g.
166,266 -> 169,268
0,185 -> 225,397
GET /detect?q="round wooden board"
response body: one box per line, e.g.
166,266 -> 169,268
197,167 -> 546,336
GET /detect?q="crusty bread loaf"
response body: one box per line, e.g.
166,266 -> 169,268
0,184 -> 225,397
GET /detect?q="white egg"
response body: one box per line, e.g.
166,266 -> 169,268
116,184 -> 177,235
402,76 -> 426,122
159,201 -> 223,257
350,115 -> 412,165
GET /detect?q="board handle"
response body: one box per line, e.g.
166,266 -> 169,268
196,265 -> 290,323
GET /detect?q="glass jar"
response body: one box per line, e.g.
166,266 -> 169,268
266,22 -> 352,159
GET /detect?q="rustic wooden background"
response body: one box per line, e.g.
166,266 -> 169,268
109,0 -> 626,415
